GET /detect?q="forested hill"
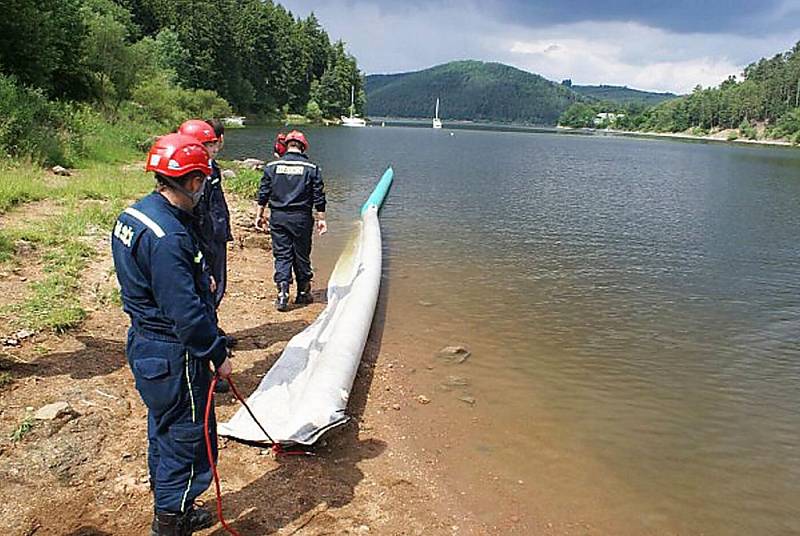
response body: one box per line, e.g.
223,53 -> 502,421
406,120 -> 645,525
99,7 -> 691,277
570,84 -> 677,105
365,61 -> 580,124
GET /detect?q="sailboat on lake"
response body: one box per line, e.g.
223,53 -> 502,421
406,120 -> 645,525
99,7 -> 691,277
432,97 -> 442,129
341,86 -> 367,127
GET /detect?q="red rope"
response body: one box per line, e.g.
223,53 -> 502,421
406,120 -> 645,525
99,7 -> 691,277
204,374 -> 315,535
204,375 -> 241,536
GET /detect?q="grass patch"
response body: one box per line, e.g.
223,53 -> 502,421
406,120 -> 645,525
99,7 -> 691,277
0,232 -> 14,263
219,160 -> 261,199
18,274 -> 86,332
0,160 -> 153,217
0,162 -> 50,214
10,415 -> 34,443
0,371 -> 12,388
97,287 -> 122,307
2,200 -> 140,333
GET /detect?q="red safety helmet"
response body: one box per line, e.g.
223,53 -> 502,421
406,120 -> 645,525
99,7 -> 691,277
274,133 -> 287,157
178,119 -> 218,144
145,133 -> 211,178
284,130 -> 308,151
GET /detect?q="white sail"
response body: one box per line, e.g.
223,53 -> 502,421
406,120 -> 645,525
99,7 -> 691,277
342,85 -> 366,127
433,97 -> 442,129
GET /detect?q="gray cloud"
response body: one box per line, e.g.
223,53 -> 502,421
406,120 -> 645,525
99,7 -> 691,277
280,0 -> 800,93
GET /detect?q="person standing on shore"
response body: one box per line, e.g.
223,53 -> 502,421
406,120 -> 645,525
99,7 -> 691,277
255,130 -> 327,311
273,132 -> 287,159
111,133 -> 232,536
178,119 -> 233,319
178,119 -> 235,394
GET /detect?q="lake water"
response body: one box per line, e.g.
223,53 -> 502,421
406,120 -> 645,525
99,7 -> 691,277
223,125 -> 800,534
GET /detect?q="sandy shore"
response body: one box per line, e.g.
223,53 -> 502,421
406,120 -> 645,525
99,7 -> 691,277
558,125 -> 797,148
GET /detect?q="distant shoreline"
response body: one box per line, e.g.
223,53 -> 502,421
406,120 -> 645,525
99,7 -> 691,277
557,125 -> 797,149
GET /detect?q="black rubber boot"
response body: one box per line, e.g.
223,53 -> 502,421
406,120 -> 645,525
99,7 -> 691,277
154,512 -> 190,536
152,507 -> 213,536
276,281 -> 290,312
295,281 -> 313,305
187,506 -> 214,531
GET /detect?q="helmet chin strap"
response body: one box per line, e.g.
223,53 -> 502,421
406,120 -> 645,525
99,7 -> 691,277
163,175 -> 206,207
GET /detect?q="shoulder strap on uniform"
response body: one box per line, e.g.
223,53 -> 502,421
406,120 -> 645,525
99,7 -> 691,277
124,207 -> 166,238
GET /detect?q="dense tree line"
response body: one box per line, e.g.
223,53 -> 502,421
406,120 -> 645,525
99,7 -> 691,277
366,61 -> 579,125
559,41 -> 800,142
0,0 -> 362,164
568,84 -> 676,106
0,0 -> 363,117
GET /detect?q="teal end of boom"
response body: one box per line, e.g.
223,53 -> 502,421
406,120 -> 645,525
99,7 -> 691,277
360,167 -> 394,217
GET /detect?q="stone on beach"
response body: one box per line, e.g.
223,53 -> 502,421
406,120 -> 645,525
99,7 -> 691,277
34,401 -> 76,420
51,166 -> 71,176
437,345 -> 471,364
238,158 -> 265,170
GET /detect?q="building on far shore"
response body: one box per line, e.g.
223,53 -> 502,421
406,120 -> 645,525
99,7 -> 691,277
594,112 -> 625,127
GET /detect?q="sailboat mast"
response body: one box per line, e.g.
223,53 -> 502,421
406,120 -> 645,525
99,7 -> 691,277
435,97 -> 440,119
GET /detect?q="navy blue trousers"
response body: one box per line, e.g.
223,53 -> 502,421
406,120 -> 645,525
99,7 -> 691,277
269,210 -> 314,286
127,329 -> 217,514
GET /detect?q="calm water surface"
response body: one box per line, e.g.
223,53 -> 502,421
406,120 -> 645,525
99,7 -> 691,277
224,126 -> 800,534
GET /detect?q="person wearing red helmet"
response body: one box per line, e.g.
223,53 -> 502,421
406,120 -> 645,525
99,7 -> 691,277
255,129 -> 327,311
273,132 -> 287,159
180,119 -> 234,335
111,133 -> 232,536
178,119 -> 235,395
178,119 -> 218,145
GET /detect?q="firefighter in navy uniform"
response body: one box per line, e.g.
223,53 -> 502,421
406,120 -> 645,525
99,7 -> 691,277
111,133 -> 233,536
179,119 -> 234,394
178,119 -> 233,323
254,130 -> 327,311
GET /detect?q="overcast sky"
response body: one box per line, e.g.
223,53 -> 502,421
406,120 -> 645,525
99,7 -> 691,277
280,0 -> 800,94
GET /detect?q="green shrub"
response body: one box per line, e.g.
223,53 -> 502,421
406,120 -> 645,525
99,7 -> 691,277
130,74 -> 231,129
772,110 -> 800,141
305,100 -> 323,121
690,126 -> 709,136
739,119 -> 758,140
0,75 -> 77,165
726,131 -> 739,141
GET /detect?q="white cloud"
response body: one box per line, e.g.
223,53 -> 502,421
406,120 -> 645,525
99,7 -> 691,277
504,28 -> 741,93
280,0 -> 800,93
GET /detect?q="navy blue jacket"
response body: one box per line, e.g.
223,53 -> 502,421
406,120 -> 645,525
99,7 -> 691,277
111,192 -> 228,368
193,160 -> 232,271
258,152 -> 326,212
195,160 -> 232,245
